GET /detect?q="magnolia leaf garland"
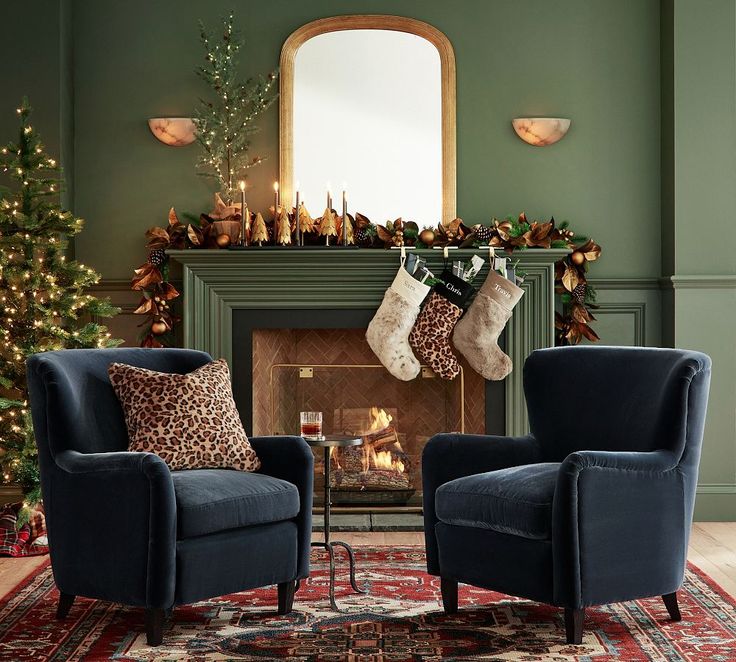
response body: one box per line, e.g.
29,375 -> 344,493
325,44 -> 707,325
130,208 -> 601,347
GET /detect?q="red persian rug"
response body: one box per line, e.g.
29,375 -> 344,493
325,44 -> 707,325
1,547 -> 735,661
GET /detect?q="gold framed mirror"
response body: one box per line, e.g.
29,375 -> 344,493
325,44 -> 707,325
279,15 -> 456,225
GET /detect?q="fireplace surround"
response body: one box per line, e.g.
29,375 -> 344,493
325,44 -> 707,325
169,248 -> 567,519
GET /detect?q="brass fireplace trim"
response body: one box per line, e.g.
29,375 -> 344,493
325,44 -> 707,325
278,14 -> 457,223
268,362 -> 465,436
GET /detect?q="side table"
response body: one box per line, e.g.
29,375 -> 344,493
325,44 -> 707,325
305,434 -> 367,610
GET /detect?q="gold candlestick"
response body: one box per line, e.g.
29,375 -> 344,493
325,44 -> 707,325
239,181 -> 247,246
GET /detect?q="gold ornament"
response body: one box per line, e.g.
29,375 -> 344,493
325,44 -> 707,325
251,212 -> 268,245
298,204 -> 315,234
151,320 -> 167,335
276,208 -> 292,245
570,251 -> 585,265
216,233 -> 231,248
419,228 -> 436,247
320,207 -> 337,244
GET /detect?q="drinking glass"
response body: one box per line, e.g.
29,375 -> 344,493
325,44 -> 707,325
300,411 -> 323,439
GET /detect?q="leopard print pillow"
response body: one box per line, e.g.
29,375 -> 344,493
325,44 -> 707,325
108,359 -> 260,472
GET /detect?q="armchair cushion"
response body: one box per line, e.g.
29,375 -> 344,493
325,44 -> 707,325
435,462 -> 560,540
172,469 -> 299,539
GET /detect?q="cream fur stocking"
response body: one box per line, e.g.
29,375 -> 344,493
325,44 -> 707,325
453,270 -> 524,380
366,267 -> 431,381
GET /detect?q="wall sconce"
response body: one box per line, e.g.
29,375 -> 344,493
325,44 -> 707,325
148,117 -> 197,146
512,117 -> 571,146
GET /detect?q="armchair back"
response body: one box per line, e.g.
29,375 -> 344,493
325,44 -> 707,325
523,346 -> 711,467
27,348 -> 212,461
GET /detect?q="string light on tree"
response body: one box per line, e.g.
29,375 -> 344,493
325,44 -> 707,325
193,11 -> 278,202
0,97 -> 121,518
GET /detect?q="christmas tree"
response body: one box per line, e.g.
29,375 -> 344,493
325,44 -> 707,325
194,11 -> 278,202
0,99 -> 120,509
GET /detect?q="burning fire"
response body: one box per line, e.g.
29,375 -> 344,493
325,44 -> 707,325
361,407 -> 406,474
366,406 -> 393,432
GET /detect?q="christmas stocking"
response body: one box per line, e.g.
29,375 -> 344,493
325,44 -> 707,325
409,271 -> 474,380
366,266 -> 431,381
453,269 -> 524,380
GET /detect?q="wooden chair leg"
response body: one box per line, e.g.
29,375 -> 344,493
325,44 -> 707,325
564,607 -> 585,644
277,580 -> 297,615
145,608 -> 165,646
56,592 -> 75,620
440,577 -> 458,614
662,592 -> 682,621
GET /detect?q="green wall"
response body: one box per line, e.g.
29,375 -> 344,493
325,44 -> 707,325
665,0 -> 736,520
62,0 -> 662,280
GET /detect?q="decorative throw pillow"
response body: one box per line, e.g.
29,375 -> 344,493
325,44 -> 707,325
108,359 -> 260,472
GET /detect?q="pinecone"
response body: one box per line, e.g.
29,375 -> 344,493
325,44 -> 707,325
147,248 -> 167,267
473,224 -> 493,242
354,228 -> 369,244
572,282 -> 586,303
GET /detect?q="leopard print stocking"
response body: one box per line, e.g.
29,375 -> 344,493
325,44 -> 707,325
409,291 -> 463,380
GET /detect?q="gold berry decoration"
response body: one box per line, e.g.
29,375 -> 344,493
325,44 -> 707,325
151,320 -> 168,335
216,233 -> 231,248
419,228 -> 436,247
570,251 -> 585,265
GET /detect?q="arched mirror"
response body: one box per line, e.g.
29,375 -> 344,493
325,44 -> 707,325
279,15 -> 456,226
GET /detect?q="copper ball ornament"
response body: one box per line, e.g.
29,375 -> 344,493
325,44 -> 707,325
419,228 -> 436,247
216,233 -> 231,248
151,320 -> 168,335
570,251 -> 585,265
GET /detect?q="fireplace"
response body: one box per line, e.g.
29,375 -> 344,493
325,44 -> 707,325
169,248 -> 565,523
241,322 -> 482,509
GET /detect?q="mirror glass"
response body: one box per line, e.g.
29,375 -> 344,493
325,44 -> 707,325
293,29 -> 442,225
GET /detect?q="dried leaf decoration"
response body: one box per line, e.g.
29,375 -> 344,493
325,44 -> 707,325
579,238 -> 601,262
561,263 -> 580,292
523,221 -> 553,248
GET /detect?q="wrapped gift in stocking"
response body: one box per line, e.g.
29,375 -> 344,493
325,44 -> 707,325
366,266 -> 431,381
409,270 -> 474,380
453,269 -> 524,380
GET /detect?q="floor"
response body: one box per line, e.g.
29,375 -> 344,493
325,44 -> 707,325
1,524 -> 735,601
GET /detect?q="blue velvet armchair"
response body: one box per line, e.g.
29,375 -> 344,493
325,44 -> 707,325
27,348 -> 313,646
423,346 -> 710,644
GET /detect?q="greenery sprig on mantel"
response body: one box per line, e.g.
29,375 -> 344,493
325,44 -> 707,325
130,209 -> 601,347
194,11 -> 278,202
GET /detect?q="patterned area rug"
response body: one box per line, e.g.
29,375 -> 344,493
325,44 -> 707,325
1,547 -> 735,661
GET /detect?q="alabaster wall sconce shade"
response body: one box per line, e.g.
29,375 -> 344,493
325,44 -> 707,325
512,117 -> 571,146
148,117 -> 197,146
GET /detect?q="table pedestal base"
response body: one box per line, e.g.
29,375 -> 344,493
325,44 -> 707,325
310,540 -> 365,610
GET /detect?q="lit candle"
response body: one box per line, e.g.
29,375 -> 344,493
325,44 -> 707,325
342,184 -> 348,246
239,181 -> 247,246
326,181 -> 332,210
295,180 -> 301,246
273,181 -> 280,218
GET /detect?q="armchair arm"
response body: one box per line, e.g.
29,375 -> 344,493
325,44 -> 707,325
249,436 -> 314,579
552,449 -> 685,608
422,433 -> 543,574
50,450 -> 176,608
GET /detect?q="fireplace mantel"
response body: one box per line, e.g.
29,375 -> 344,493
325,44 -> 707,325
168,248 -> 569,435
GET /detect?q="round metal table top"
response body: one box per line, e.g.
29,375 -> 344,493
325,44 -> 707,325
302,434 -> 363,448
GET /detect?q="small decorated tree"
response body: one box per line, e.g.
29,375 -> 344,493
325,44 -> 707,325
0,99 -> 120,509
194,11 -> 278,202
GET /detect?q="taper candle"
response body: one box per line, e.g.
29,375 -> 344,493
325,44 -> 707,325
239,181 -> 246,246
273,181 -> 280,218
295,180 -> 301,246
342,185 -> 348,246
326,181 -> 332,210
